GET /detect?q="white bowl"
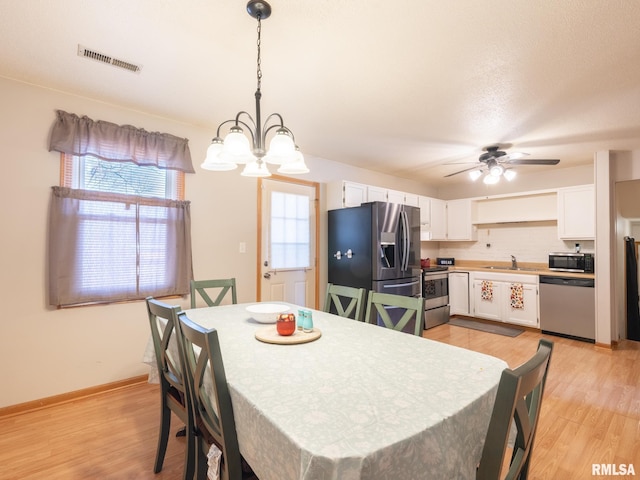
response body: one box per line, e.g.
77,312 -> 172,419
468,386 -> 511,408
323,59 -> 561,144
246,303 -> 290,323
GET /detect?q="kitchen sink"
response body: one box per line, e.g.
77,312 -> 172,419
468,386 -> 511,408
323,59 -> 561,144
482,266 -> 539,272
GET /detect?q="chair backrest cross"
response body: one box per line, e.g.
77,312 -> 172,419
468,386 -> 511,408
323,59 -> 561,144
323,283 -> 367,322
190,278 -> 237,308
476,338 -> 554,480
364,292 -> 425,336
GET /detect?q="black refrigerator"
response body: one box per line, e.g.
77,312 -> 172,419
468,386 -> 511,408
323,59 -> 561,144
328,202 -> 422,328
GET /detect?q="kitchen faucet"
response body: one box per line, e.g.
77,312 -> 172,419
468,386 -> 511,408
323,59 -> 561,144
511,255 -> 518,269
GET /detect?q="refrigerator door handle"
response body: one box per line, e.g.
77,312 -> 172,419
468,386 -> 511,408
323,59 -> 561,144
401,210 -> 410,271
383,280 -> 421,288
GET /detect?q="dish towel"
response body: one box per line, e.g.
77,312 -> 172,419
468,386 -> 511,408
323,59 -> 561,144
207,443 -> 222,480
510,283 -> 524,309
481,280 -> 493,301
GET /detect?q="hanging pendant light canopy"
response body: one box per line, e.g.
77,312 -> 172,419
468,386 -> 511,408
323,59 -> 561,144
201,0 -> 308,177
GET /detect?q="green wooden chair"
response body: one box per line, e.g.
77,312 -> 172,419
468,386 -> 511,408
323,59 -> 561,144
145,297 -> 195,480
476,339 -> 554,480
190,278 -> 237,308
364,292 -> 425,336
175,312 -> 255,480
323,283 -> 367,322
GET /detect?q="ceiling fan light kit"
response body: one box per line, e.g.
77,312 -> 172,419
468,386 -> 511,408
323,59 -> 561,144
451,145 -> 560,185
200,0 -> 308,177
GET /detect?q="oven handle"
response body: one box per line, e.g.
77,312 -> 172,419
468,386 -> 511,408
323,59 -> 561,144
422,273 -> 448,281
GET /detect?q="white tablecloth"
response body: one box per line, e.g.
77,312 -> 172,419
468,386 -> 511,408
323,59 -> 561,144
143,303 -> 507,480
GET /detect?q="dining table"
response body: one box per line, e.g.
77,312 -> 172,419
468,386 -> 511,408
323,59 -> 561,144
142,302 -> 508,480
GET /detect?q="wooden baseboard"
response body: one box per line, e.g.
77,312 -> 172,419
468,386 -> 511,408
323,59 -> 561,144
0,375 -> 149,419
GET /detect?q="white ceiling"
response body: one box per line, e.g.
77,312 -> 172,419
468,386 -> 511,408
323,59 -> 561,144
2,0 -> 640,186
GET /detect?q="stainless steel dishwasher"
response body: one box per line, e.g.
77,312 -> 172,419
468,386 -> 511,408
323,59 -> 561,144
539,275 -> 595,343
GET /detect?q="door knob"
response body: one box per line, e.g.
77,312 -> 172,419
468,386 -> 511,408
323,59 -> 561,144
263,272 -> 271,279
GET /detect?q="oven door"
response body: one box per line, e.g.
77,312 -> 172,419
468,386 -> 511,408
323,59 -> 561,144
423,272 -> 449,309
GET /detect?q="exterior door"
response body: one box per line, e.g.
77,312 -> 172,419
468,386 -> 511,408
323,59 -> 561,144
258,175 -> 319,308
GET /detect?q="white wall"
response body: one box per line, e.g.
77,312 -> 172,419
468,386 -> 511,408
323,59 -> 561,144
0,76 -> 434,407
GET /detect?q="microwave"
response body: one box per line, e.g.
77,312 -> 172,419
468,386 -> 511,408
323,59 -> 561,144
548,252 -> 595,273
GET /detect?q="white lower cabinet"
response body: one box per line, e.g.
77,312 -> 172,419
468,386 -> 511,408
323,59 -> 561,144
449,272 -> 470,315
472,280 -> 504,321
471,273 -> 539,328
503,283 -> 538,327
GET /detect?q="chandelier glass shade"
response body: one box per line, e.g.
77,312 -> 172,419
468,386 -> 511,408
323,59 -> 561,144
200,0 -> 308,177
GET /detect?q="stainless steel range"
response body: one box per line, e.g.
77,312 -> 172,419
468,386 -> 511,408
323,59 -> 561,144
422,267 -> 450,329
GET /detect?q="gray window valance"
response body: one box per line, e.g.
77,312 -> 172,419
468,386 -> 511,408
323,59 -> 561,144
48,110 -> 195,173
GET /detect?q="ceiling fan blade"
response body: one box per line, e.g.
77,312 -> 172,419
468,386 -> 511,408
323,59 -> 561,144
444,165 -> 483,178
503,151 -> 529,160
506,159 -> 560,165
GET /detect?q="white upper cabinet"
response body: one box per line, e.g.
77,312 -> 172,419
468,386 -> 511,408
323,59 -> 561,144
386,189 -> 420,206
386,189 -> 405,205
366,185 -> 388,203
342,181 -> 368,208
557,185 -> 595,240
429,198 -> 447,241
428,199 -> 476,241
447,199 -> 476,241
404,193 -> 420,207
328,180 -> 428,210
418,196 -> 432,240
418,196 -> 431,225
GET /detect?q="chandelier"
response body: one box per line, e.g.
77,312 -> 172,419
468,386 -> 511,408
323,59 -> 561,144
469,159 -> 516,184
201,0 -> 308,177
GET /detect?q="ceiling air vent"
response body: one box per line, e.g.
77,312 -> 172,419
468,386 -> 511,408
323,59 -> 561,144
77,45 -> 142,74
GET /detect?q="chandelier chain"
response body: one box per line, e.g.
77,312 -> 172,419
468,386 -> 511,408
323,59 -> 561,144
256,14 -> 262,91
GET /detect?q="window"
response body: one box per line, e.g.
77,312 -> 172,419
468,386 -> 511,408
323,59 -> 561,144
47,111 -> 193,307
270,191 -> 310,269
63,154 -> 183,199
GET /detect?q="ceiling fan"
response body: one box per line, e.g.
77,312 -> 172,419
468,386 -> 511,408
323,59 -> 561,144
444,145 -> 560,181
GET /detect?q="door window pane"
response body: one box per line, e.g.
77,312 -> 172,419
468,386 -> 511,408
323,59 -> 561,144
270,191 -> 310,269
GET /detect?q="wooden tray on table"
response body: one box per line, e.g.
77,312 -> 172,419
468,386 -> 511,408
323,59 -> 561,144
254,326 -> 322,345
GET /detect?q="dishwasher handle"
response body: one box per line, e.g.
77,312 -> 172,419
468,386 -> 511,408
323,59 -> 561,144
539,275 -> 594,288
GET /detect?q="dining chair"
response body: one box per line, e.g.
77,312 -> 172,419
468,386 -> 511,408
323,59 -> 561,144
175,312 -> 256,480
323,283 -> 367,322
476,338 -> 554,480
145,297 -> 195,480
190,278 -> 238,308
364,292 -> 425,336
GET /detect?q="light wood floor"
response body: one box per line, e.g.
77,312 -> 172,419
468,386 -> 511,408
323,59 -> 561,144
1,325 -> 639,479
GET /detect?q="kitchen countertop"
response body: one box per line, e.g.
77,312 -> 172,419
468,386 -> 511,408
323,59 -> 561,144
443,260 -> 595,280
